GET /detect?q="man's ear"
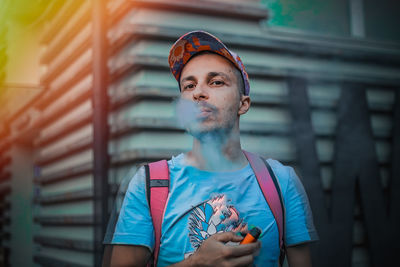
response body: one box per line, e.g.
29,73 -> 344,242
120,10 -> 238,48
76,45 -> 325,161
238,95 -> 251,116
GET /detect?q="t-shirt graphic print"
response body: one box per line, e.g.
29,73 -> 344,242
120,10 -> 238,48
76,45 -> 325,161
186,194 -> 247,258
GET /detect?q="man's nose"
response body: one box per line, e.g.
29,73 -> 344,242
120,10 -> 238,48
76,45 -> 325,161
193,83 -> 209,101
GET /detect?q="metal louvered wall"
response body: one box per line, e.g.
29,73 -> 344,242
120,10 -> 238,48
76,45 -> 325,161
33,0 -> 94,266
0,142 -> 11,266
0,0 -> 399,266
0,17 -> 10,267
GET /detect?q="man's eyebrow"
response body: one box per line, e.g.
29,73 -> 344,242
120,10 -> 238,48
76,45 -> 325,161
181,75 -> 196,83
207,72 -> 230,80
181,72 -> 230,83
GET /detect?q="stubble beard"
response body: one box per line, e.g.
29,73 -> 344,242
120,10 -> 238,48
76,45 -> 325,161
187,111 -> 237,144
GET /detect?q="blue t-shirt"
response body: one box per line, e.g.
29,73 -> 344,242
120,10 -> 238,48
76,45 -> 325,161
112,153 -> 318,266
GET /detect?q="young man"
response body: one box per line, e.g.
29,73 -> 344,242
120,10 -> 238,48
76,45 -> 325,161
107,31 -> 318,267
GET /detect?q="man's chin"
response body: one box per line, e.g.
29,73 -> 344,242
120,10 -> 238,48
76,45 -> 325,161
185,124 -> 230,140
186,126 -> 212,138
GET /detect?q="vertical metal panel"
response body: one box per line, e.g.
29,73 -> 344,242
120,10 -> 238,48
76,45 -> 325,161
287,78 -> 329,266
349,0 -> 365,37
9,144 -> 34,267
332,84 -> 395,267
289,78 -> 398,267
91,0 -> 109,266
0,145 -> 11,267
390,91 -> 400,224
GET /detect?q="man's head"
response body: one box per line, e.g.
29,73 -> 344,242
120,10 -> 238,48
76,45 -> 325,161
169,31 -> 251,137
168,31 -> 250,96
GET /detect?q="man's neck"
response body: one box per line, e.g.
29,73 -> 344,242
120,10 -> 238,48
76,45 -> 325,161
184,128 -> 248,172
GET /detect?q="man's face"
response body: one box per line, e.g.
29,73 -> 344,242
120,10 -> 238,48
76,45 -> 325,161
178,53 -> 244,136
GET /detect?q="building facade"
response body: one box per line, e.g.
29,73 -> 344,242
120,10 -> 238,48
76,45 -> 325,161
0,0 -> 399,266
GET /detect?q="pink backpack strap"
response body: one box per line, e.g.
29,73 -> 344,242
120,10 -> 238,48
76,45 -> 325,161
145,160 -> 169,267
243,150 -> 286,264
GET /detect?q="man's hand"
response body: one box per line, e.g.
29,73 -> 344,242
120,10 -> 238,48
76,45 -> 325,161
177,232 -> 261,267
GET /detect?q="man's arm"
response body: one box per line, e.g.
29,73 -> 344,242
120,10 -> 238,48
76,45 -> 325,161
286,243 -> 312,267
108,245 -> 151,267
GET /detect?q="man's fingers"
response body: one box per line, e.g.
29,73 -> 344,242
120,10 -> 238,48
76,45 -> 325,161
226,241 -> 261,257
212,231 -> 243,243
193,233 -> 259,267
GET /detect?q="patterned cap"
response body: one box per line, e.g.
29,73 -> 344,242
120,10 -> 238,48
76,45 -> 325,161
168,31 -> 250,96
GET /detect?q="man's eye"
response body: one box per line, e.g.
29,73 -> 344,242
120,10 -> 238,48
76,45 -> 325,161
183,84 -> 195,90
211,80 -> 224,86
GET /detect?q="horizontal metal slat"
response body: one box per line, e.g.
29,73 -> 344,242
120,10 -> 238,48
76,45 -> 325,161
41,0 -> 85,44
35,162 -> 93,185
130,0 -> 268,20
37,188 -> 93,205
110,85 -> 288,111
34,215 -> 93,226
109,99 -> 390,139
37,184 -> 118,205
108,0 -> 133,26
109,117 -> 293,137
110,147 -> 296,167
41,34 -> 91,86
34,235 -> 93,252
35,136 -> 92,166
34,91 -> 91,148
109,54 -> 167,83
109,85 -> 392,123
34,112 -> 92,148
109,0 -> 268,27
34,254 -> 90,267
111,148 -> 185,166
112,147 -> 393,168
108,24 -> 400,67
248,64 -> 400,88
110,53 -> 400,87
111,117 -> 181,137
35,66 -> 91,111
111,86 -> 177,109
41,2 -> 91,64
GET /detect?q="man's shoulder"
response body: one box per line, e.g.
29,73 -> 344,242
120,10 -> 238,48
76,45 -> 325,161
265,158 -> 297,193
265,158 -> 292,177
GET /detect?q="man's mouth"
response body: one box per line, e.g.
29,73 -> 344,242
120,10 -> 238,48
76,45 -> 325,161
196,103 -> 216,119
197,107 -> 212,118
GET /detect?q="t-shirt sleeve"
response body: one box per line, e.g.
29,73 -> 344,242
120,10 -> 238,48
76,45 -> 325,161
283,166 -> 319,246
111,166 -> 155,251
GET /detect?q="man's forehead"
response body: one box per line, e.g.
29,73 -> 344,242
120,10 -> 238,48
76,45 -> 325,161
180,53 -> 236,79
181,71 -> 231,82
